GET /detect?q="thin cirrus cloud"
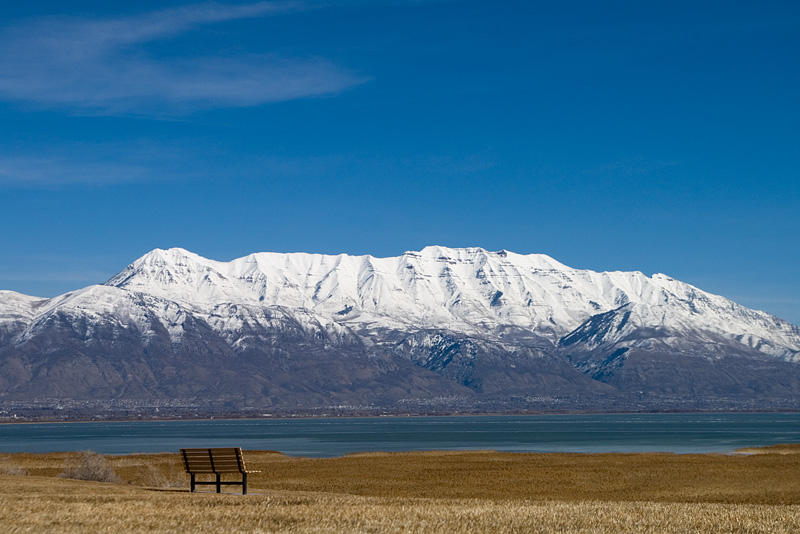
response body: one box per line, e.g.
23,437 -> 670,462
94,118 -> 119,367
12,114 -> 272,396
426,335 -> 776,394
0,2 -> 368,115
0,153 -> 151,186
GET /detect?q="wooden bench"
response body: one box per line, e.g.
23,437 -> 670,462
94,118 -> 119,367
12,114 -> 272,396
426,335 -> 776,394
180,447 -> 260,495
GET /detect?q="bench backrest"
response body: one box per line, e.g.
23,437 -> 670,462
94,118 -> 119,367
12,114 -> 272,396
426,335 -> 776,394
181,447 -> 248,474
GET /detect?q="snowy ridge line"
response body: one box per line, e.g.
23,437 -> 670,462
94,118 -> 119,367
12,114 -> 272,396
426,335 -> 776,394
1,246 -> 798,361
97,246 -> 800,356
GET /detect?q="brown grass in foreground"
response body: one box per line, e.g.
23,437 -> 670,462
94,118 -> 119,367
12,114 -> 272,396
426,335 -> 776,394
1,447 -> 800,533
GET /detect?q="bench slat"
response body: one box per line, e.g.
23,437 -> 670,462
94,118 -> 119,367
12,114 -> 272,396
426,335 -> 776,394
180,447 -> 258,474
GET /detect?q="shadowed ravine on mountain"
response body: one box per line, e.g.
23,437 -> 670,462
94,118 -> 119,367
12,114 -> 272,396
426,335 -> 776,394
1,246 -> 799,418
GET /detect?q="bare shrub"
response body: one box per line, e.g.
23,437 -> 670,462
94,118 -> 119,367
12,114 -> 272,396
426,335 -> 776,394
59,451 -> 120,483
0,459 -> 26,476
135,462 -> 185,488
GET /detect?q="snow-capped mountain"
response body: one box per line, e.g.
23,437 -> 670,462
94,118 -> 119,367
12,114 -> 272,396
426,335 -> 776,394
107,246 -> 800,358
1,246 -> 799,417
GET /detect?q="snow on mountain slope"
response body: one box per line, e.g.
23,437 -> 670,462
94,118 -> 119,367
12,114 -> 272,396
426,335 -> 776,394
561,300 -> 800,362
0,290 -> 46,320
104,246 -> 800,360
0,290 -> 48,342
633,274 -> 800,359
11,285 -> 179,346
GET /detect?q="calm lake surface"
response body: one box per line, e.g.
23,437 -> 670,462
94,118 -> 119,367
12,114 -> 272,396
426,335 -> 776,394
2,413 -> 799,457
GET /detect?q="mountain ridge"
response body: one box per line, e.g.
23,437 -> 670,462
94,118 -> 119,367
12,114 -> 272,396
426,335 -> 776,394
106,246 -> 800,352
1,246 -> 799,418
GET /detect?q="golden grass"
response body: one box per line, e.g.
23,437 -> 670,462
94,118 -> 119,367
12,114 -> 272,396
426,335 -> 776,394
736,443 -> 800,455
2,447 -> 800,533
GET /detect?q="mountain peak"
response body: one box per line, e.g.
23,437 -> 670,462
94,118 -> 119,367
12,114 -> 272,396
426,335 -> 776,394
417,245 -> 489,258
137,247 -> 205,265
412,245 -> 569,270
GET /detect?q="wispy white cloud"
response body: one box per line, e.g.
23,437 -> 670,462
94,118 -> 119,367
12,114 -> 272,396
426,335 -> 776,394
0,2 -> 368,115
0,138 -> 208,186
0,155 -> 148,186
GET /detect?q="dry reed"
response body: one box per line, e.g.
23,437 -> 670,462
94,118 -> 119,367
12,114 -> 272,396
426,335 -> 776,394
2,447 -> 800,533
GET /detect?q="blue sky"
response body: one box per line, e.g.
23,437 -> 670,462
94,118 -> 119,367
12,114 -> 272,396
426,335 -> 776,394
0,1 -> 798,324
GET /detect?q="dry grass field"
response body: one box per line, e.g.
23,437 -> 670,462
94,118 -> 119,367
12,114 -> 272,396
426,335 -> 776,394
2,446 -> 800,533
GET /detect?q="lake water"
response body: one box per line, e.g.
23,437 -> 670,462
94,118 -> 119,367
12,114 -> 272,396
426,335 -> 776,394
2,413 -> 799,457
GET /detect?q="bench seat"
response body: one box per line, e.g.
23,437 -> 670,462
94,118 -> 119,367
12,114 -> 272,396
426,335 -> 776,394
180,447 -> 260,495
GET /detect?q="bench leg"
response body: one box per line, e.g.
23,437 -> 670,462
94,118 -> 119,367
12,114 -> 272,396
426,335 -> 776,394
190,473 -> 196,493
243,473 -> 248,495
216,473 -> 221,493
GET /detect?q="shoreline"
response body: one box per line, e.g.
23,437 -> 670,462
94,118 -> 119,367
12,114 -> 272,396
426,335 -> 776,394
3,407 -> 800,425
